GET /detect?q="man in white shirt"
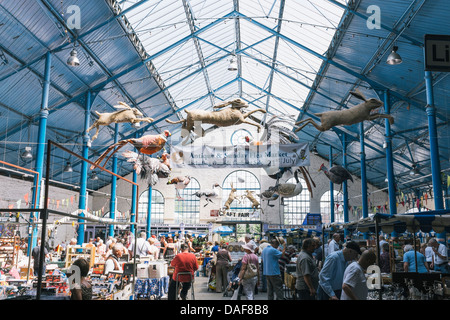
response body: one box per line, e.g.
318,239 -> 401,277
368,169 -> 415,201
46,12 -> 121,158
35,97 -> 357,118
104,243 -> 124,275
428,238 -> 449,273
130,232 -> 152,258
341,249 -> 376,300
328,233 -> 341,256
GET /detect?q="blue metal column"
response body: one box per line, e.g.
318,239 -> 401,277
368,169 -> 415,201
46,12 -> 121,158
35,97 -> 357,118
130,134 -> 139,235
29,51 -> 51,253
342,135 -> 349,231
77,91 -> 91,245
384,91 -> 397,215
329,146 -> 335,223
360,122 -> 369,239
108,124 -> 119,237
444,177 -> 450,210
425,71 -> 445,241
130,170 -> 137,235
146,186 -> 152,238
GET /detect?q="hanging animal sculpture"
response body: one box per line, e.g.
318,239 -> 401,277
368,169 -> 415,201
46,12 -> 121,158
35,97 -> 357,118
220,183 -> 240,214
167,176 -> 191,199
122,151 -> 171,186
165,98 -> 266,142
192,183 -> 222,207
258,190 -> 279,207
91,130 -> 171,169
267,169 -> 306,205
318,163 -> 353,193
294,89 -> 393,133
87,102 -> 154,141
245,114 -> 301,145
243,190 -> 260,211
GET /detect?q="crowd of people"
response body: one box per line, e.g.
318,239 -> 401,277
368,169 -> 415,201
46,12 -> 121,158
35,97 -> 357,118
23,230 -> 449,301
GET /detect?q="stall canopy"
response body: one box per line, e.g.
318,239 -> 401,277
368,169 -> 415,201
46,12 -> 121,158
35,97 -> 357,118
268,226 -> 322,237
343,209 -> 450,234
213,226 -> 234,234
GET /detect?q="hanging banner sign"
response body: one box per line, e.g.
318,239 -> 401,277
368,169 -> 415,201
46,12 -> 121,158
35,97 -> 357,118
170,143 -> 310,168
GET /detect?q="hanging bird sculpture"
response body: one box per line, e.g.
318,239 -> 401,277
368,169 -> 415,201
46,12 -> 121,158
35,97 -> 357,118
258,190 -> 279,207
192,183 -> 222,207
91,130 -> 171,169
268,169 -> 303,205
319,163 -> 353,189
122,151 -> 171,186
167,176 -> 191,199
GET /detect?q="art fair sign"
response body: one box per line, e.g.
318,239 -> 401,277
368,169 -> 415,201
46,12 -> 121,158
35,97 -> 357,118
170,143 -> 310,168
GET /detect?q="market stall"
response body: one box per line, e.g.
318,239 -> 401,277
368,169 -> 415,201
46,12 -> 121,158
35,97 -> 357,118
341,209 -> 450,300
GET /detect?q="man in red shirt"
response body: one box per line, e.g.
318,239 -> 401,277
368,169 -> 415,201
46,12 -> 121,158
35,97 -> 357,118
168,243 -> 198,300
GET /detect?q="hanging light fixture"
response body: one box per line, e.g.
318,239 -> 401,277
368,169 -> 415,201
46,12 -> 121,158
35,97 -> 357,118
90,171 -> 99,180
410,164 -> 419,175
21,122 -> 33,160
228,53 -> 238,71
64,161 -> 73,172
67,47 -> 80,67
386,46 -> 402,65
21,146 -> 33,160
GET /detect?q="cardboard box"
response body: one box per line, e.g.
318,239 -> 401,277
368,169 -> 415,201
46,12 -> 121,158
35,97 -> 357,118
136,264 -> 149,279
148,261 -> 168,278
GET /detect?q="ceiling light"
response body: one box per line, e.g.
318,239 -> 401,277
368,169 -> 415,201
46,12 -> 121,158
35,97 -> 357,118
67,48 -> 80,67
21,146 -> 33,160
64,161 -> 73,173
410,164 -> 419,175
228,54 -> 238,71
386,46 -> 402,65
311,146 -> 319,155
90,171 -> 98,180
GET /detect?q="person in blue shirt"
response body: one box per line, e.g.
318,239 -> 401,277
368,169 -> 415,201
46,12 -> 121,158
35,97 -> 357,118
317,241 -> 361,300
403,244 -> 429,273
261,238 -> 286,300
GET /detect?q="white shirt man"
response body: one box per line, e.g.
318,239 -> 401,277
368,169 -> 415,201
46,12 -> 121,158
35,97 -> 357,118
328,234 -> 340,256
130,232 -> 152,257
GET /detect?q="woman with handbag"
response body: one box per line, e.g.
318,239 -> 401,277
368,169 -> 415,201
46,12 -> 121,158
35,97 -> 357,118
215,243 -> 232,293
239,243 -> 259,300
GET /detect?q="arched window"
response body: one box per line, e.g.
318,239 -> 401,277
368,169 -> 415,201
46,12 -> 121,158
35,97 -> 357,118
320,190 -> 344,224
283,177 -> 310,225
174,177 -> 200,224
138,189 -> 165,225
222,170 -> 261,220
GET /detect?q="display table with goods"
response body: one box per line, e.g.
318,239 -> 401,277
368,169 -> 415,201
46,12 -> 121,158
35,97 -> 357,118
134,260 -> 169,300
341,210 -> 450,300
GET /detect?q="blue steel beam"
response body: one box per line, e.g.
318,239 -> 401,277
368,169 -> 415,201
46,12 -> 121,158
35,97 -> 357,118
0,12 -> 234,144
263,0 -> 285,115
329,145 -> 335,223
384,91 -> 397,215
425,71 -> 444,217
108,124 -> 119,237
77,90 -> 92,245
0,0 -> 152,83
235,11 -> 428,113
327,0 -> 423,47
182,0 -> 216,106
29,51 -> 51,252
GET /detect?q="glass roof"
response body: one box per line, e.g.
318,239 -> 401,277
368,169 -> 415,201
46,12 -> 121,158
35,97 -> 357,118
119,0 -> 347,118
